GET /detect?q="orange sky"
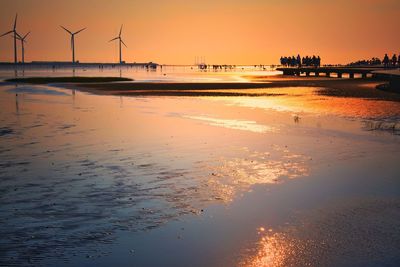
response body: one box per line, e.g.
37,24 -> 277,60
0,0 -> 399,65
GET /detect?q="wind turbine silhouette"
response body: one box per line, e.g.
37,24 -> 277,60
109,25 -> 127,64
16,32 -> 30,64
1,14 -> 21,64
60,26 -> 86,64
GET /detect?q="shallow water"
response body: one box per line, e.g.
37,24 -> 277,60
0,65 -> 279,83
0,68 -> 400,267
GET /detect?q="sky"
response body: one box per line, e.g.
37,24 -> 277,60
0,0 -> 399,65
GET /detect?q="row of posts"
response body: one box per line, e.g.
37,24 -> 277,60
289,70 -> 368,78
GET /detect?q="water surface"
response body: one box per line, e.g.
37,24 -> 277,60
0,68 -> 399,266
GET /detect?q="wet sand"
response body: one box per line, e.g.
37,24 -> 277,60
5,77 -> 133,84
240,198 -> 400,267
66,76 -> 400,100
1,69 -> 400,266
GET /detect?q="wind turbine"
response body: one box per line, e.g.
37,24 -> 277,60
16,32 -> 30,63
60,26 -> 86,64
1,14 -> 21,64
109,25 -> 127,64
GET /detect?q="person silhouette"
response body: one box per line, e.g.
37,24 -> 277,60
312,55 -> 316,67
297,54 -> 301,67
383,54 -> 389,67
392,54 -> 397,67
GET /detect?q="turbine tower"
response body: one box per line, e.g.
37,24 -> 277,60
16,32 -> 30,64
109,25 -> 127,64
1,14 -> 21,64
60,26 -> 86,64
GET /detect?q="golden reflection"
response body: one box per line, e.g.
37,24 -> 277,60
239,198 -> 400,267
196,147 -> 308,203
205,87 -> 400,119
240,224 -> 316,267
184,115 -> 277,133
239,231 -> 297,267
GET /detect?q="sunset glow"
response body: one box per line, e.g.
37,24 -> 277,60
1,1 -> 400,266
1,0 -> 399,64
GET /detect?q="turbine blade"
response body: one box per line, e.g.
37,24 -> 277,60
74,27 -> 86,35
119,24 -> 123,37
23,31 -> 30,39
109,37 -> 119,42
0,30 -> 13,37
14,14 -> 18,30
13,33 -> 22,40
121,39 -> 127,48
15,32 -> 22,39
60,26 -> 72,35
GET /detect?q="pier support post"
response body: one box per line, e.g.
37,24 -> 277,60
306,72 -> 310,77
349,73 -> 354,79
315,72 -> 319,77
337,73 -> 342,78
326,72 -> 330,77
285,70 -> 295,76
362,73 -> 367,78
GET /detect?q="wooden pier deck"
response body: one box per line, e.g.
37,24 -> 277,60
276,66 -> 397,79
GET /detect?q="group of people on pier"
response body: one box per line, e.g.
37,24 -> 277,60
280,55 -> 321,67
383,54 -> 398,68
348,54 -> 399,67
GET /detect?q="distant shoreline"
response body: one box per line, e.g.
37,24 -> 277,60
74,77 -> 400,100
6,75 -> 400,100
0,62 -> 159,67
5,76 -> 133,84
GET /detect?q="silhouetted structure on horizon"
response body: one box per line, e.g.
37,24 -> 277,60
1,14 -> 20,64
348,53 -> 398,68
109,25 -> 127,64
280,55 -> 321,67
15,31 -> 30,64
60,26 -> 86,64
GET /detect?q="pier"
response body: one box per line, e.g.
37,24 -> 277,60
373,69 -> 400,91
276,66 -> 397,79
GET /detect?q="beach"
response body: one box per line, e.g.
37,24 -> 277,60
9,73 -> 400,100
1,0 -> 400,265
54,77 -> 400,100
1,67 -> 400,266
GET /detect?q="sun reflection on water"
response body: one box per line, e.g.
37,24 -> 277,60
196,148 -> 309,203
239,198 -> 400,267
204,87 -> 400,119
239,231 -> 299,267
184,115 -> 277,133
